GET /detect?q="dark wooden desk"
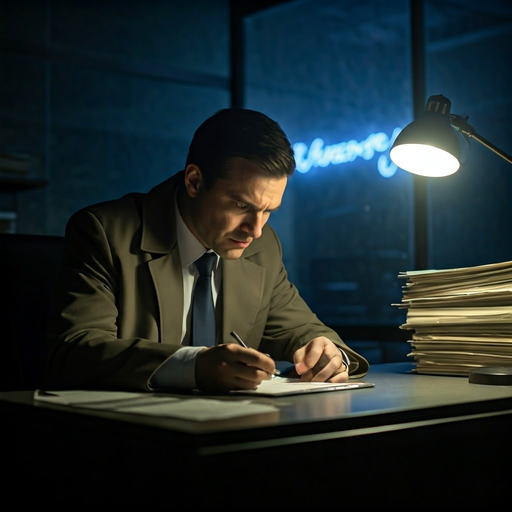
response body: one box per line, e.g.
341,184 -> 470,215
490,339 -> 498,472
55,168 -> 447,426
2,362 -> 511,506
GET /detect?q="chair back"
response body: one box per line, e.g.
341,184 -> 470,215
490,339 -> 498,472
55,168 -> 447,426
0,233 -> 65,390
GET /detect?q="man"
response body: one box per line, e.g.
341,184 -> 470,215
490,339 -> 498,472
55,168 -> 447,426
43,108 -> 369,393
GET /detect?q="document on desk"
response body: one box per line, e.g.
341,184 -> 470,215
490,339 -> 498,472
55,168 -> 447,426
33,390 -> 279,421
231,377 -> 374,396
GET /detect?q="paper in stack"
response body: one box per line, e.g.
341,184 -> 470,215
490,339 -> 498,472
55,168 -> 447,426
394,260 -> 512,376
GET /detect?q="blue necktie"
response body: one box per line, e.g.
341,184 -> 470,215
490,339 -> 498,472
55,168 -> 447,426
192,252 -> 217,347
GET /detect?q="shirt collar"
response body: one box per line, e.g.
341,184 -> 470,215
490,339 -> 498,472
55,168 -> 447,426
174,194 -> 219,269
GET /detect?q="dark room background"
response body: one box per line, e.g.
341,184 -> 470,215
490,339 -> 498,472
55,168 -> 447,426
1,0 -> 511,364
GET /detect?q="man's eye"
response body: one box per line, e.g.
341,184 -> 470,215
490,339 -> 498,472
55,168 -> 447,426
235,202 -> 247,209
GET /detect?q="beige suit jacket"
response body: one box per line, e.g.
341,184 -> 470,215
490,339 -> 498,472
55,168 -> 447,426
43,172 -> 369,391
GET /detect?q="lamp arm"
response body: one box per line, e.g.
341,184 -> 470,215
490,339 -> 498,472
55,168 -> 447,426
450,114 -> 512,165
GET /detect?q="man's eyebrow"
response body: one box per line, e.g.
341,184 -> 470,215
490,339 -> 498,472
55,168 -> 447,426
233,194 -> 281,213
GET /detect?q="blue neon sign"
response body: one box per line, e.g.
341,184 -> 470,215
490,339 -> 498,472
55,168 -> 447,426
293,127 -> 401,177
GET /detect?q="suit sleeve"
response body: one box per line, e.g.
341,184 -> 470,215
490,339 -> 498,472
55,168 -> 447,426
257,227 -> 370,379
43,208 -> 178,391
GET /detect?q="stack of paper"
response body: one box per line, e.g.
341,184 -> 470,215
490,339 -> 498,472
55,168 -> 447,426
394,260 -> 512,376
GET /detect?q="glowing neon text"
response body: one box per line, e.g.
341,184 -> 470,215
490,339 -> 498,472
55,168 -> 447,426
293,127 -> 401,177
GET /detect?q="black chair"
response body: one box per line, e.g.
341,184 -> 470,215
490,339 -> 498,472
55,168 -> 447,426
0,233 -> 64,390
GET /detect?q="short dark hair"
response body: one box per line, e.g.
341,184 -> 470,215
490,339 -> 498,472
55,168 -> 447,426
186,108 -> 296,188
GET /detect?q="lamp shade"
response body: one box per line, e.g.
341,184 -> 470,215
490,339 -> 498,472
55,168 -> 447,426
390,95 -> 461,177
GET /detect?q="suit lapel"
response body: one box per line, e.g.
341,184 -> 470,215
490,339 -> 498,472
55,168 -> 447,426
221,256 -> 265,344
148,250 -> 183,344
142,174 -> 184,344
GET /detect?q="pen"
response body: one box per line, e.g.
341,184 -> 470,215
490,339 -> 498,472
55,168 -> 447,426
230,330 -> 249,348
230,331 -> 280,376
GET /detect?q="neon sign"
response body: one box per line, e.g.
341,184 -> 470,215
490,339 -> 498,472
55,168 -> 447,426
293,127 -> 402,178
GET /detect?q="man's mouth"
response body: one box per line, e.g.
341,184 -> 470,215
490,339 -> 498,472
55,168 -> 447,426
231,238 -> 251,248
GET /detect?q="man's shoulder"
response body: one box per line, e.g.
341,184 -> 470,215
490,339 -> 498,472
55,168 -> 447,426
66,191 -> 147,238
85,191 -> 145,216
74,174 -> 180,220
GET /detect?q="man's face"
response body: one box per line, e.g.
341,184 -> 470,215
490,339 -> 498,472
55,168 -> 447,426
183,157 -> 288,259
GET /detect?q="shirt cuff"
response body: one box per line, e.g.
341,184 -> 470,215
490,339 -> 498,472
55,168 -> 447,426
338,347 -> 351,373
150,346 -> 204,390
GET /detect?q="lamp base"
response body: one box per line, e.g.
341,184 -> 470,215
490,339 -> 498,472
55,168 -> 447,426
468,366 -> 512,386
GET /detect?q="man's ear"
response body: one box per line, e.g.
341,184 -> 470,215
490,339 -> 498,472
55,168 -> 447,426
183,164 -> 203,197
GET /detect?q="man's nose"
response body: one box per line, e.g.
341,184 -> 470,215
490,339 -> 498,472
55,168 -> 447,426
243,212 -> 265,239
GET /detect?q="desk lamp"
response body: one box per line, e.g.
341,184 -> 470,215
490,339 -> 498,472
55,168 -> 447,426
390,94 -> 512,385
390,94 -> 512,177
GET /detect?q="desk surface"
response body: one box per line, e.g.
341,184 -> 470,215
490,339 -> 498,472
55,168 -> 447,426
3,362 -> 512,452
3,362 -> 512,506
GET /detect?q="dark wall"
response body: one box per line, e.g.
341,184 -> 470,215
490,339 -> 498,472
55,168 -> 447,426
0,0 -> 231,235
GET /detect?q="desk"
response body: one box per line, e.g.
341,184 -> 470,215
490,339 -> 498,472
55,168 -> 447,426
2,362 -> 511,506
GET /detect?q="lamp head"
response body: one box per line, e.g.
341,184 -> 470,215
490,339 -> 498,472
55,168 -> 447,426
390,95 -> 461,177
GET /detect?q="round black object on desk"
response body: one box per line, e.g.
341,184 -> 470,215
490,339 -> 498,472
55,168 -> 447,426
469,366 -> 512,385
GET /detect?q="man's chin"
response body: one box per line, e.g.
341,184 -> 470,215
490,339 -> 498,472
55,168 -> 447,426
221,247 -> 247,260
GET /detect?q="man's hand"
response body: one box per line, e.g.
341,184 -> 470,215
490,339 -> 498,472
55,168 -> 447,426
293,337 -> 349,383
195,343 -> 276,393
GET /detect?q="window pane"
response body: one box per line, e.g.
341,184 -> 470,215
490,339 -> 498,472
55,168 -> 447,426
245,0 -> 413,331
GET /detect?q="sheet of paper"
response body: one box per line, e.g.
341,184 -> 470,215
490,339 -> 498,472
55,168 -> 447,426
33,390 -> 278,421
231,377 -> 374,396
